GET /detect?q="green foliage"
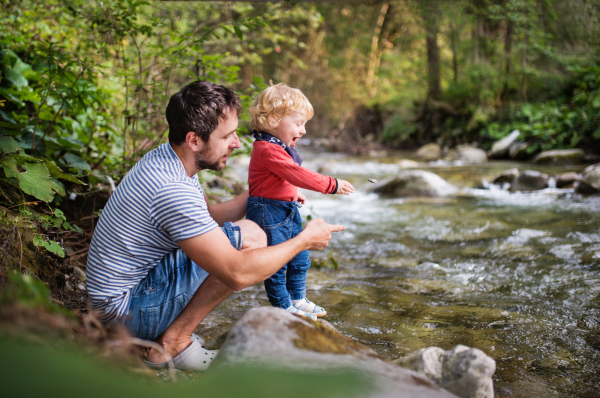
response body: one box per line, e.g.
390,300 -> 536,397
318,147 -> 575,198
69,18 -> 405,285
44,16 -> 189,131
481,64 -> 600,152
0,338 -> 370,398
1,271 -> 58,310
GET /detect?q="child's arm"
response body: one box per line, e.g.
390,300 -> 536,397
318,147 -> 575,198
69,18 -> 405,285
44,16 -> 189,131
264,148 -> 339,194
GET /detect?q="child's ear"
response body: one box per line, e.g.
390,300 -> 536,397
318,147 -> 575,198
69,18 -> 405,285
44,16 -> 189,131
267,114 -> 280,129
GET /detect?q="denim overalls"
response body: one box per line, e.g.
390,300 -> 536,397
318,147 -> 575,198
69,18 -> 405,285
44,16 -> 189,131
246,196 -> 310,310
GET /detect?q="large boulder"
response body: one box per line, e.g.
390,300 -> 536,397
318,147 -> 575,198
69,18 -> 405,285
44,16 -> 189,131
371,170 -> 458,198
490,130 -> 520,158
509,170 -> 549,192
491,168 -> 519,185
416,143 -> 442,160
213,307 -> 458,398
532,149 -> 585,164
576,163 -> 600,194
458,146 -> 488,164
396,345 -> 496,398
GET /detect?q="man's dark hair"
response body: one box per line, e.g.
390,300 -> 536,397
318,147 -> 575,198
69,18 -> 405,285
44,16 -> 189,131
166,80 -> 242,146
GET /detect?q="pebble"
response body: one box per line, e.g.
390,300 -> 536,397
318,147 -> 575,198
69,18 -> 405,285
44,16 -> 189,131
368,178 -> 377,183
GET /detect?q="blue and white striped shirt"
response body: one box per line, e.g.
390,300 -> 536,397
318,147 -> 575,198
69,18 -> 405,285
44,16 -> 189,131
86,143 -> 218,325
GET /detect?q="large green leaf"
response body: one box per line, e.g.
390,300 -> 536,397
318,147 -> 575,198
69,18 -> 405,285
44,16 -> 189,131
19,162 -> 54,202
1,156 -> 19,180
43,159 -> 85,185
63,153 -> 91,171
50,178 -> 66,196
0,136 -> 21,153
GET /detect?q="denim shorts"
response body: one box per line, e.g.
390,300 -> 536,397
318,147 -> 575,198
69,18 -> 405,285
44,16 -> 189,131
121,222 -> 242,341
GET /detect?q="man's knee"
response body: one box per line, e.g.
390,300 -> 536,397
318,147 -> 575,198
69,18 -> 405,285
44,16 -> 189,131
235,219 -> 267,250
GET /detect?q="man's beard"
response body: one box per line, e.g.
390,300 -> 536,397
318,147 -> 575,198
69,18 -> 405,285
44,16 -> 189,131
195,145 -> 230,171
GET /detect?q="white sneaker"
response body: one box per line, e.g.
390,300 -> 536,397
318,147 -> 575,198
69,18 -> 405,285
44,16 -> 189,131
285,304 -> 318,321
292,298 -> 327,318
145,340 -> 217,371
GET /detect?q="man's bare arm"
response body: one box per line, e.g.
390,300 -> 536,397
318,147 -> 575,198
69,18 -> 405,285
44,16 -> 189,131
204,190 -> 249,226
178,218 -> 344,291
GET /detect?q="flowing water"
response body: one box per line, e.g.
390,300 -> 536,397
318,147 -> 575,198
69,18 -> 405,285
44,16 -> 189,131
199,148 -> 600,398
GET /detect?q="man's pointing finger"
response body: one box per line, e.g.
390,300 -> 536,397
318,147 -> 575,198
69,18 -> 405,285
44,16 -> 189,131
328,224 -> 345,232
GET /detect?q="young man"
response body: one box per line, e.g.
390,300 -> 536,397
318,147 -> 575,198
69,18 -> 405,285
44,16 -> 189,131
86,80 -> 344,370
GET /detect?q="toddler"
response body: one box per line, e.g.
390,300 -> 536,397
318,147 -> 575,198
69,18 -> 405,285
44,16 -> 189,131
246,83 -> 355,320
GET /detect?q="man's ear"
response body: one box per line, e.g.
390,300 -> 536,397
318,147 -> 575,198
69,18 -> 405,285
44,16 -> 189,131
185,131 -> 202,151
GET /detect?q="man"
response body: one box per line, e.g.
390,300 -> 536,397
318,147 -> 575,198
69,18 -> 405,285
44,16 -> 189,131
86,80 -> 343,370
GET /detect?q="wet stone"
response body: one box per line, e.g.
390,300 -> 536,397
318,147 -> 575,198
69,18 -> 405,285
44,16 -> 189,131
508,141 -> 530,160
416,143 -> 442,160
555,172 -> 580,189
457,146 -> 488,164
575,163 -> 600,194
532,149 -> 585,164
492,168 -> 519,185
509,170 -> 549,192
490,130 -> 520,158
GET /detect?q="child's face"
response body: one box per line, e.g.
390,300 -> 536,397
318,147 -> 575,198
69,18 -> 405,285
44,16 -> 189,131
269,111 -> 307,147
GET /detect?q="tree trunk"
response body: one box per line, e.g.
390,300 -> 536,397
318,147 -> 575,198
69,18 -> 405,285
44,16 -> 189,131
449,21 -> 458,83
366,3 -> 389,97
522,6 -> 528,101
424,9 -> 441,100
500,18 -> 513,101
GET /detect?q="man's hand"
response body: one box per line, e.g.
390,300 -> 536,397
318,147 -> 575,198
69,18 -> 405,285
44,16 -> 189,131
297,192 -> 306,204
336,179 -> 355,195
300,218 -> 344,251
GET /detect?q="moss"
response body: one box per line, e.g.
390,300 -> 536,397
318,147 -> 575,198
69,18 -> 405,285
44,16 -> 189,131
291,318 -> 384,360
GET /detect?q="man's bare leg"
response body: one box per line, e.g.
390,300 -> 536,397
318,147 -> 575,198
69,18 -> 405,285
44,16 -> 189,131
147,220 -> 267,363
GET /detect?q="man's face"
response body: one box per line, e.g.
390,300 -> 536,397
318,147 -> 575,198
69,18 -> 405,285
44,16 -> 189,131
195,110 -> 240,171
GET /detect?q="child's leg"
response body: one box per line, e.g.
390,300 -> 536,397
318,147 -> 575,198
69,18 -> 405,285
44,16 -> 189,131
246,198 -> 294,310
264,265 -> 291,309
285,249 -> 310,302
286,208 -> 327,317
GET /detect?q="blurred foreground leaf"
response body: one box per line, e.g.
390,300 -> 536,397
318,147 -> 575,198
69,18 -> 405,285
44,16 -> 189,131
0,338 -> 370,398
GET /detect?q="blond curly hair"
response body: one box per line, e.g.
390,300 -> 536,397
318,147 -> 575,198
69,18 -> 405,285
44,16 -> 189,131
248,83 -> 314,131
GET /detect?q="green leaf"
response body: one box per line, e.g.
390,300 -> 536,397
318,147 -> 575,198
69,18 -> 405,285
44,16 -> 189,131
1,156 -> 19,180
0,136 -> 21,153
19,162 -> 54,202
50,178 -> 66,196
5,69 -> 28,88
33,235 -> 45,247
62,153 -> 91,171
43,159 -> 85,184
41,239 -> 65,258
234,26 -> 243,40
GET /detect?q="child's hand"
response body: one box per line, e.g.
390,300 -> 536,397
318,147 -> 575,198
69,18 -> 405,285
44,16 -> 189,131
298,192 -> 306,204
336,179 -> 355,195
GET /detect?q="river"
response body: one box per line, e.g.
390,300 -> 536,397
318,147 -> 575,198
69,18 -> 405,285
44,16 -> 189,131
199,147 -> 600,398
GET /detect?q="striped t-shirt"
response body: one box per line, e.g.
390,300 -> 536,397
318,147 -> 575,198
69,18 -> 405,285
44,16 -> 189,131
86,143 -> 218,325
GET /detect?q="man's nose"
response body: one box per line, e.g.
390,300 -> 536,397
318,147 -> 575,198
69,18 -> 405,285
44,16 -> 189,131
230,132 -> 241,148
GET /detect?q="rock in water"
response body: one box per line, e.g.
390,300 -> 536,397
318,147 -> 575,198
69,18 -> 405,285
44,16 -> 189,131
509,170 -> 549,192
395,345 -> 496,398
576,163 -> 600,194
508,141 -> 530,160
490,130 -> 520,158
555,172 -> 580,189
458,146 -> 488,164
532,149 -> 585,164
214,307 -> 458,398
416,143 -> 442,160
371,170 -> 458,198
492,168 -> 519,185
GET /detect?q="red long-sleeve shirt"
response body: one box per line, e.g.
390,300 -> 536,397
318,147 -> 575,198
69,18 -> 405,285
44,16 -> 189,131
248,141 -> 337,202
